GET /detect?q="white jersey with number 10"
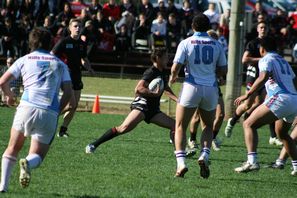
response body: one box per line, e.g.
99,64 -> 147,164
173,32 -> 227,87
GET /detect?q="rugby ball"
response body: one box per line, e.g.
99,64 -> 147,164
148,77 -> 164,92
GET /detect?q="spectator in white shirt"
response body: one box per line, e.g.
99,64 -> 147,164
150,12 -> 167,49
203,3 -> 220,28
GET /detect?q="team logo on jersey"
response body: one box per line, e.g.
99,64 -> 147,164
66,44 -> 73,48
37,61 -> 50,69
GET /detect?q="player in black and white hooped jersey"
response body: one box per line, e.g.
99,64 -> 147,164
85,48 -> 178,154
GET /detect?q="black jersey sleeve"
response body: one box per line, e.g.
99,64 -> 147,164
52,38 -> 65,57
245,40 -> 255,53
245,38 -> 260,58
142,67 -> 155,83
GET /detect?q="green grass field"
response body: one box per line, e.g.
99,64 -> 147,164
1,107 -> 297,197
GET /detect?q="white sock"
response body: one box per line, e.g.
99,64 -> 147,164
26,154 -> 42,169
247,152 -> 257,164
199,147 -> 211,161
175,150 -> 186,169
0,155 -> 17,192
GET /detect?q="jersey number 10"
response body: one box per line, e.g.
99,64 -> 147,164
194,45 -> 214,65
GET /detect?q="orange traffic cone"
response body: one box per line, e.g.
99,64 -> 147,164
92,95 -> 100,114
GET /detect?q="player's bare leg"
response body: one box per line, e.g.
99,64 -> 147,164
212,97 -> 224,151
58,90 -> 80,137
174,104 -> 196,177
150,112 -> 175,146
225,92 -> 257,138
269,120 -> 297,169
86,110 -> 145,153
235,104 -> 276,173
198,108 -> 215,178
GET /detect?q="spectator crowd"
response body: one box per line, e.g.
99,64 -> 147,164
0,0 -> 297,60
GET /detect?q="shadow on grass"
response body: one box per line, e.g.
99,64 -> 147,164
45,193 -> 101,198
218,177 -> 297,185
221,144 -> 248,149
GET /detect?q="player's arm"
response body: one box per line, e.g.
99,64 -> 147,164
50,38 -> 63,55
81,57 -> 95,75
234,71 -> 269,106
246,71 -> 268,96
0,71 -> 16,105
169,63 -> 183,86
164,86 -> 178,102
170,41 -> 186,85
216,66 -> 228,77
242,51 -> 261,66
216,66 -> 227,78
215,43 -> 228,78
135,79 -> 161,97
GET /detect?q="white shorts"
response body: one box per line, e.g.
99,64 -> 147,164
178,82 -> 218,111
12,105 -> 58,144
264,93 -> 297,123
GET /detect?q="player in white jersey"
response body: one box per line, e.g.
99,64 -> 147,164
0,28 -> 72,193
234,36 -> 297,175
169,13 -> 227,179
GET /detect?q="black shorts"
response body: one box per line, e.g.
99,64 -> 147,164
130,96 -> 161,123
218,86 -> 223,97
70,73 -> 83,90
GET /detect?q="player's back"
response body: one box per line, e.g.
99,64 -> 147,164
9,50 -> 68,112
176,32 -> 226,86
261,52 -> 297,96
20,51 -> 64,92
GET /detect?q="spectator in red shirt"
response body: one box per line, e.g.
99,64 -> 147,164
102,0 -> 121,22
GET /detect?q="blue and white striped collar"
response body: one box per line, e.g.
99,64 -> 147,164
34,49 -> 50,54
193,32 -> 208,37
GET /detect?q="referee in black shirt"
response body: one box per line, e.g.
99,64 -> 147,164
51,18 -> 95,137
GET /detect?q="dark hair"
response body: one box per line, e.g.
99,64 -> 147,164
192,13 -> 210,32
151,48 -> 167,62
29,27 -> 52,51
259,36 -> 277,52
257,21 -> 266,27
168,13 -> 176,18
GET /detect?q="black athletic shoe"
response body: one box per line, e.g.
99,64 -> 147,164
198,156 -> 210,179
57,126 -> 69,138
